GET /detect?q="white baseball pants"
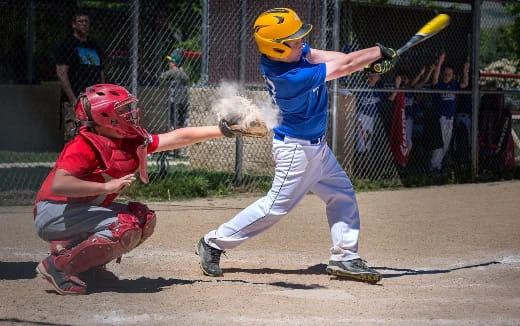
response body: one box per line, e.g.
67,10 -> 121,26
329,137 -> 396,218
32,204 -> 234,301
205,136 -> 361,261
431,115 -> 454,171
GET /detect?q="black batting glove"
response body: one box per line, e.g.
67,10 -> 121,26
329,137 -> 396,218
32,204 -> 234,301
376,43 -> 398,59
364,58 -> 395,74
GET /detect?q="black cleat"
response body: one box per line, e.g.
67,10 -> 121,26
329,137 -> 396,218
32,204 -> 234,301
195,237 -> 223,277
326,259 -> 382,284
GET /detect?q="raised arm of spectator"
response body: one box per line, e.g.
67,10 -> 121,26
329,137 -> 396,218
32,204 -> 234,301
431,53 -> 446,87
460,62 -> 470,89
413,64 -> 436,89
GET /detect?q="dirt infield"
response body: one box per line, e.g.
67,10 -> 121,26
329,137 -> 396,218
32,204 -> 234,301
1,181 -> 519,326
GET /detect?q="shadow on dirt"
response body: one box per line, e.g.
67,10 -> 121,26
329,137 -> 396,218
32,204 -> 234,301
222,261 -> 502,281
0,261 -> 38,280
88,275 -> 325,294
224,263 -> 327,276
0,318 -> 74,326
376,261 -> 501,278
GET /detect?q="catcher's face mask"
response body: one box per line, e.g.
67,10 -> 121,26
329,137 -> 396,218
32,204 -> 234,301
76,84 -> 148,140
75,84 -> 151,184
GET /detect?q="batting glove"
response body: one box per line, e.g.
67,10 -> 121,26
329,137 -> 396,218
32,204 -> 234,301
364,58 -> 395,74
376,43 -> 398,59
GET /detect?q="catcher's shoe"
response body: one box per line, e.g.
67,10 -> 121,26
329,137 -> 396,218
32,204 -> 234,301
195,237 -> 223,277
36,256 -> 87,295
326,259 -> 382,284
79,264 -> 119,285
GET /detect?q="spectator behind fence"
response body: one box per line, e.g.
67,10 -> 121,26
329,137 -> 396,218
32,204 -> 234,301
355,72 -> 387,153
160,49 -> 190,158
429,53 -> 469,174
478,81 -> 515,174
55,12 -> 104,142
388,67 -> 434,168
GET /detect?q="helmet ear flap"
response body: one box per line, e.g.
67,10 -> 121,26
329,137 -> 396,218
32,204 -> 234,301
74,93 -> 89,122
74,93 -> 97,133
253,34 -> 292,58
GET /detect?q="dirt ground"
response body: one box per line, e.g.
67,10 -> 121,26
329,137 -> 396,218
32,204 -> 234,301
1,181 -> 519,326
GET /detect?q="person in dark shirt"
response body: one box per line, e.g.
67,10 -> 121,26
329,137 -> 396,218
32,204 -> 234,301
55,12 -> 104,142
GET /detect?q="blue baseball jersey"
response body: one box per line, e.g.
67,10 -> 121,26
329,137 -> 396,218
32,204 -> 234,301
434,80 -> 460,118
404,92 -> 416,118
260,43 -> 328,140
356,85 -> 386,117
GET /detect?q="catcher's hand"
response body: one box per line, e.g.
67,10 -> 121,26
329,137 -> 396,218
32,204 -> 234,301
219,117 -> 269,138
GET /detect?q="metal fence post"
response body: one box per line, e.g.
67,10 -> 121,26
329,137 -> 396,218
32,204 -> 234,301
234,0 -> 248,185
201,0 -> 210,86
331,0 -> 340,155
26,1 -> 35,84
130,0 -> 139,95
471,0 -> 482,178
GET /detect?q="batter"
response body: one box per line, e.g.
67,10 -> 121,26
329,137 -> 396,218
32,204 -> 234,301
196,7 -> 398,283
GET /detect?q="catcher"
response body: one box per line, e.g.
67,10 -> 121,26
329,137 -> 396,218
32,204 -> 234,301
34,83 -> 256,295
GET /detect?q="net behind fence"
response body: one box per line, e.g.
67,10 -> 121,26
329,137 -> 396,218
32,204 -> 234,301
0,0 -> 518,205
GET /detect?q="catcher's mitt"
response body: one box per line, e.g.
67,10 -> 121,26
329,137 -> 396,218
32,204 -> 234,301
215,95 -> 269,138
219,117 -> 269,138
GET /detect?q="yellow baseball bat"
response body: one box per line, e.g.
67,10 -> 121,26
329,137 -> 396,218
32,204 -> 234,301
396,14 -> 451,56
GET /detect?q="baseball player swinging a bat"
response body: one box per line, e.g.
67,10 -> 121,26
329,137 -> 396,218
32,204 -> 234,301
196,7 -> 398,283
33,83 -> 253,295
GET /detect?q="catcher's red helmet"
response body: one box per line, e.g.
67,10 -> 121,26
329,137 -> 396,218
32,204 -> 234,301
75,84 -> 147,139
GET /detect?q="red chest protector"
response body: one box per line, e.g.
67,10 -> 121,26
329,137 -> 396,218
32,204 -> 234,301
79,129 -> 140,179
74,129 -> 144,206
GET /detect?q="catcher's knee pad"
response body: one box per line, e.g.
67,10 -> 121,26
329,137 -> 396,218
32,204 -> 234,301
54,234 -> 138,276
53,214 -> 142,276
110,212 -> 143,252
127,201 -> 157,243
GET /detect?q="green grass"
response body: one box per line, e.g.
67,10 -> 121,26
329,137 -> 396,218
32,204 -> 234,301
121,168 -> 272,202
0,151 -> 59,163
0,151 -> 517,206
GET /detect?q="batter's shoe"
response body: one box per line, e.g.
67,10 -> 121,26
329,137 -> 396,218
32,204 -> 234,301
36,256 -> 87,295
326,259 -> 382,284
195,237 -> 223,277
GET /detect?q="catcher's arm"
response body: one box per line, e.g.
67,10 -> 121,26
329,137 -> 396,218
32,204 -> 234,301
154,126 -> 225,152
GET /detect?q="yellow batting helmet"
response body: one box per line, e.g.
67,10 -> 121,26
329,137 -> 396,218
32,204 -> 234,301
253,8 -> 313,59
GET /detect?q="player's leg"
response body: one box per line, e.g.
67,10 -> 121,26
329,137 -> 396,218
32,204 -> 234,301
35,201 -> 156,294
310,147 -> 381,283
197,140 -> 323,276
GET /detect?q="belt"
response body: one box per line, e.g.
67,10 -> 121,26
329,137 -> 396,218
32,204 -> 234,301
457,113 -> 471,117
274,132 -> 324,144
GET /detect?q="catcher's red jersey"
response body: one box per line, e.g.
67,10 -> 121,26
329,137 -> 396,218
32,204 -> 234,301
34,133 -> 159,208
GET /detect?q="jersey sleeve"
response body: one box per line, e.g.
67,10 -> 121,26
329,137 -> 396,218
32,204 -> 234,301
55,139 -> 98,176
147,134 -> 160,154
55,40 -> 72,66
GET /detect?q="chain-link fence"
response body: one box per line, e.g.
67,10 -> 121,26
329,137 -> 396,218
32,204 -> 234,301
1,0 -> 519,205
